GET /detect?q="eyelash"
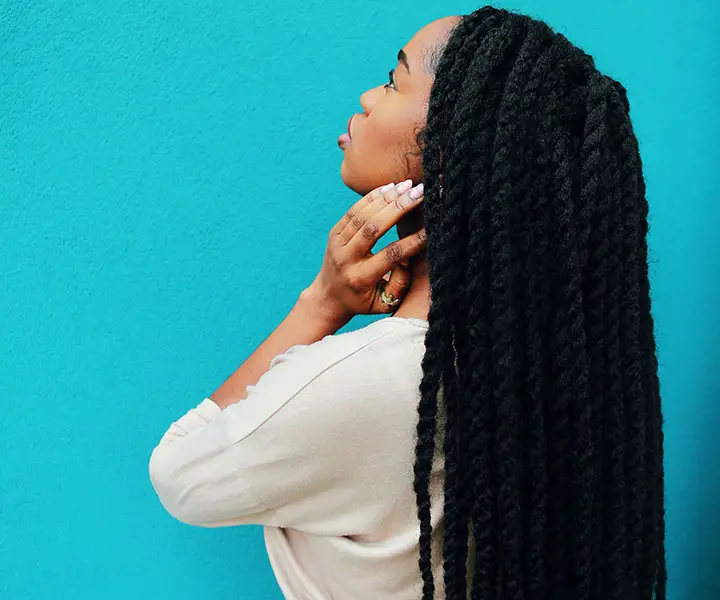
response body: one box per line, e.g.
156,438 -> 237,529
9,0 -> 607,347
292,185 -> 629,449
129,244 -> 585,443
384,69 -> 396,90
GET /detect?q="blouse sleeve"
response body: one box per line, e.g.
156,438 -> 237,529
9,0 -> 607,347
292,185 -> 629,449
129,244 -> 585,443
148,326 -> 417,535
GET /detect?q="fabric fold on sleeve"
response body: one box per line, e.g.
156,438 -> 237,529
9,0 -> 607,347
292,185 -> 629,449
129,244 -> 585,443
153,397 -> 223,447
148,325 -> 416,533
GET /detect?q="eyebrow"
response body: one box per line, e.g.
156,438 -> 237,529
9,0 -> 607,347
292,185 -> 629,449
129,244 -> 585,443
398,49 -> 411,74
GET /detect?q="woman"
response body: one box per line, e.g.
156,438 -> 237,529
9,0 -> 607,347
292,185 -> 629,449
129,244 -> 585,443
149,6 -> 666,600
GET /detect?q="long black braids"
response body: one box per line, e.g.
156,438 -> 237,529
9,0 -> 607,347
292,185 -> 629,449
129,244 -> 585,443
412,6 -> 666,599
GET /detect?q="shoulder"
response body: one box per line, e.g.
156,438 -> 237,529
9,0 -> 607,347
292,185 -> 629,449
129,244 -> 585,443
240,318 -> 427,433
265,318 -> 426,388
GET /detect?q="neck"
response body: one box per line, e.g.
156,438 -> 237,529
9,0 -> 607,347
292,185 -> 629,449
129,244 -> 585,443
393,216 -> 431,320
393,253 -> 430,320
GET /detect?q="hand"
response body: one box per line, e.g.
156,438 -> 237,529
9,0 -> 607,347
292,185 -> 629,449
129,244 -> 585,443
304,179 -> 426,322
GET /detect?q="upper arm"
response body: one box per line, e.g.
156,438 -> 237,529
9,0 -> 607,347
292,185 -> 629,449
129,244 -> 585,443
149,329 -> 418,534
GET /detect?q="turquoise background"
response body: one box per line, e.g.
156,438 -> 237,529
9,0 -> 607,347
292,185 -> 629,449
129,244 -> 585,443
1,0 -> 717,598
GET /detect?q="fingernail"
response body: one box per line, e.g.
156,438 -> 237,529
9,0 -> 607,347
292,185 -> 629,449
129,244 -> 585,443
380,182 -> 395,192
409,182 -> 424,200
395,179 -> 412,194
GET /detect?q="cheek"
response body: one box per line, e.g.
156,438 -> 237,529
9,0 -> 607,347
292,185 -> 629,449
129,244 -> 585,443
364,110 -> 418,154
359,111 -> 424,181
340,101 -> 426,193
368,111 -> 425,178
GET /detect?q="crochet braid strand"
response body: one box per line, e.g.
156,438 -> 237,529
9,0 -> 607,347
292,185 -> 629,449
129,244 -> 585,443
413,6 -> 666,599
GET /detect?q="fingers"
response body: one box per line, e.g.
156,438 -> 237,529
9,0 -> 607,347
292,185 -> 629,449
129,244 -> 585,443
332,182 -> 396,241
360,228 -> 427,284
375,265 -> 412,313
345,179 -> 424,254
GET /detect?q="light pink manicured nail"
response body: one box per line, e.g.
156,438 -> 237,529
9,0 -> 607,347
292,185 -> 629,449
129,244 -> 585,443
395,179 -> 413,194
409,183 -> 424,200
380,182 -> 395,192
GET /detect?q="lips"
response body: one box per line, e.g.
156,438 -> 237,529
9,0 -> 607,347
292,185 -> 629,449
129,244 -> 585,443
338,115 -> 355,148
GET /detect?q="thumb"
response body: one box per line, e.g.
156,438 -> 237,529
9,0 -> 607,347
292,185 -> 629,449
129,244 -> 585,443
376,263 -> 412,313
382,260 -> 410,281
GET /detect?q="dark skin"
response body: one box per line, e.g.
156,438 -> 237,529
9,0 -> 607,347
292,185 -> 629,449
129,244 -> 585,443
208,17 -> 461,407
339,16 -> 462,322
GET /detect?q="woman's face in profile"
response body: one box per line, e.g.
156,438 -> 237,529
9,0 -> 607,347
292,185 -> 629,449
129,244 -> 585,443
339,17 -> 460,197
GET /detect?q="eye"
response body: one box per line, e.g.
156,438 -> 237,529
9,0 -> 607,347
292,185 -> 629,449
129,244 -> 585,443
384,69 -> 396,90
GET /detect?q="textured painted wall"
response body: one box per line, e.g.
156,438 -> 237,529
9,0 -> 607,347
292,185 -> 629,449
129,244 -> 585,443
1,1 -> 717,598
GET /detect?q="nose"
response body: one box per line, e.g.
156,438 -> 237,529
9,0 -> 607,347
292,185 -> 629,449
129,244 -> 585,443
359,85 -> 384,116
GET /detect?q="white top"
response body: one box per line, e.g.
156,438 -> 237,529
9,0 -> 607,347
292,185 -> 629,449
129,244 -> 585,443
149,316 -> 468,599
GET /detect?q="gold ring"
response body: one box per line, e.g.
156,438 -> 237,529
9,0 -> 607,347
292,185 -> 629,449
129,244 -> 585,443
380,288 -> 400,307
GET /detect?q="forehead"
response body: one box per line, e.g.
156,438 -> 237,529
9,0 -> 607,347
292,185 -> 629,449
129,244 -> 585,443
402,17 -> 460,73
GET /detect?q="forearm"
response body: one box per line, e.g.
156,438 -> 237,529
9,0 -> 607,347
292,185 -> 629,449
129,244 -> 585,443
209,286 -> 351,410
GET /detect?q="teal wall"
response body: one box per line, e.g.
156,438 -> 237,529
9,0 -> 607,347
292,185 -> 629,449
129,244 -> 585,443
1,1 -> 717,598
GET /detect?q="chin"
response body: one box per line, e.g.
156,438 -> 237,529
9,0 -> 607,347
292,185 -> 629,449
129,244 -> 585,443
340,160 -> 374,196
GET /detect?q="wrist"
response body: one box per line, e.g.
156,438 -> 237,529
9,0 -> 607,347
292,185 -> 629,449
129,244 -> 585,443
298,285 -> 352,331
